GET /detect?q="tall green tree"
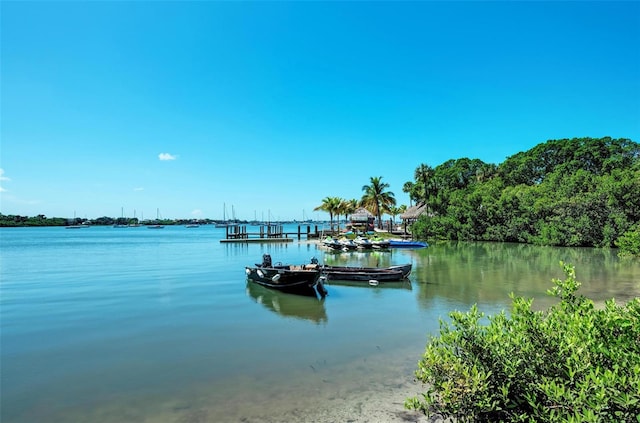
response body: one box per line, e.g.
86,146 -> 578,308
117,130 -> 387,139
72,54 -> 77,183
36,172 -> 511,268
361,176 -> 396,229
414,163 -> 435,207
402,181 -> 417,206
314,196 -> 342,231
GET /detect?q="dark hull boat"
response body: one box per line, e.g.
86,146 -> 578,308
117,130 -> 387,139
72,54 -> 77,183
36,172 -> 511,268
319,263 -> 412,282
245,254 -> 327,298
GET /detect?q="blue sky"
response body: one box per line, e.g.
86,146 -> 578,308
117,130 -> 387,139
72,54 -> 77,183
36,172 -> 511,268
2,1 -> 639,221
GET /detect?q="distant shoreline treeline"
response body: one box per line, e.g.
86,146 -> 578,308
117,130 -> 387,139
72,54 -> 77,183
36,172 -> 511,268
0,215 -> 218,227
404,137 -> 639,255
0,216 -> 324,227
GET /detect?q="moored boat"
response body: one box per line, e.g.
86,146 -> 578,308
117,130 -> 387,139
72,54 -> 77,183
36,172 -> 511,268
245,254 -> 327,297
319,263 -> 412,282
388,239 -> 428,248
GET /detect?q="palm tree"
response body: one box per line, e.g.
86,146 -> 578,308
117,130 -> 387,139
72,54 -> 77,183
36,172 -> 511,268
314,196 -> 342,232
402,181 -> 416,206
339,198 -> 358,231
361,176 -> 396,229
414,163 -> 434,207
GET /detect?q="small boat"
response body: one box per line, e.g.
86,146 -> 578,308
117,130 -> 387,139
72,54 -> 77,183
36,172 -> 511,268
147,208 -> 165,229
65,212 -> 83,228
319,263 -> 412,282
388,239 -> 428,248
215,203 -> 234,227
245,254 -> 328,298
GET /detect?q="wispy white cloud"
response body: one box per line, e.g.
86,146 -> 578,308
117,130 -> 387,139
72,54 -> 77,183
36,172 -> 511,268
0,168 -> 10,192
191,209 -> 203,216
134,187 -> 144,191
158,153 -> 177,161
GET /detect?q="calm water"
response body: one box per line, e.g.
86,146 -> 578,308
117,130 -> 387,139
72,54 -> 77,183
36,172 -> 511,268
1,226 -> 639,422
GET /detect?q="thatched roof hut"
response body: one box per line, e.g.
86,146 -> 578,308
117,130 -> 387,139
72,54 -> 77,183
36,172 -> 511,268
350,207 -> 375,232
398,203 -> 428,234
400,203 -> 427,223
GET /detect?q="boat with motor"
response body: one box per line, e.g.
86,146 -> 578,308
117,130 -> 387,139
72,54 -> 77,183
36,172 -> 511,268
245,254 -> 328,298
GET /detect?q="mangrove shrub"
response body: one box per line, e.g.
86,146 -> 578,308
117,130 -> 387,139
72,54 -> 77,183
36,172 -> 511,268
406,263 -> 640,422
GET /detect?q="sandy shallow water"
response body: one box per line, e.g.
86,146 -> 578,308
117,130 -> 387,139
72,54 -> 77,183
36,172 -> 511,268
45,347 -> 442,423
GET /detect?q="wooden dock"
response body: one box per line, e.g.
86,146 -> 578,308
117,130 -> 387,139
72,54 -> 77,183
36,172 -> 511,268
220,224 -> 323,243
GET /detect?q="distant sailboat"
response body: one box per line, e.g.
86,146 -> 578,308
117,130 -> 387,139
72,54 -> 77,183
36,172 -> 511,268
215,203 -> 230,228
129,209 -> 140,227
147,208 -> 165,229
65,211 -> 82,229
114,207 -> 129,228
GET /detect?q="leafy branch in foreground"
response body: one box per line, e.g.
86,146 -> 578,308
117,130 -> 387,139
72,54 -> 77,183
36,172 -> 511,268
406,262 -> 640,422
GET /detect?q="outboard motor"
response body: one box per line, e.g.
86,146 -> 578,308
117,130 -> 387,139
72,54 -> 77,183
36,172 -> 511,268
316,280 -> 328,298
261,254 -> 272,268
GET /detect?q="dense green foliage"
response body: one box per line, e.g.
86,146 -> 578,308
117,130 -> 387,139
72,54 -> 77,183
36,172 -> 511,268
615,223 -> 640,258
406,263 -> 640,422
408,137 -> 640,254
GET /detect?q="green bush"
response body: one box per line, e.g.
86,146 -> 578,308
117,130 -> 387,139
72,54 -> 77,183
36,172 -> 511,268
616,223 -> 640,258
406,263 -> 640,422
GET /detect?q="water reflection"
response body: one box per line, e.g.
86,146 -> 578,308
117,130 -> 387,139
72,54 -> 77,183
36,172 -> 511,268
324,279 -> 413,291
406,242 -> 640,311
245,281 -> 328,324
